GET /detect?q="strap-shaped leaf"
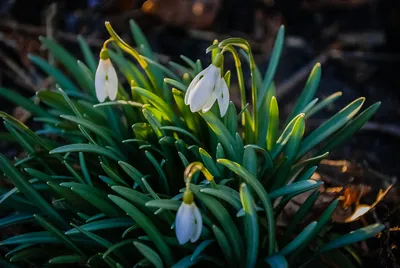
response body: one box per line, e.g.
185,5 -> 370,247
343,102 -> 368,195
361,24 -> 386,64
286,63 -> 321,123
0,88 -> 50,118
200,112 -> 237,161
108,195 -> 174,266
0,154 -> 67,228
77,35 -> 97,72
269,180 -> 323,199
212,225 -> 234,267
280,221 -> 317,256
65,218 -> 134,235
34,215 -> 83,255
257,25 -> 285,109
217,158 -> 275,256
50,144 -> 121,162
296,97 -> 365,159
319,223 -> 384,253
319,102 -> 381,153
240,183 -> 259,268
134,241 -> 164,268
28,54 -> 79,92
190,185 -> 244,265
49,255 -> 88,264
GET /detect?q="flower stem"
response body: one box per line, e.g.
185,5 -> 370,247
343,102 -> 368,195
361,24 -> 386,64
222,46 -> 247,127
184,162 -> 217,188
104,21 -> 158,91
248,51 -> 258,143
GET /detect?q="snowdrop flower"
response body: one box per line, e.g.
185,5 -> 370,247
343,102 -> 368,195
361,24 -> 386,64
184,53 -> 229,117
95,48 -> 118,102
175,190 -> 202,244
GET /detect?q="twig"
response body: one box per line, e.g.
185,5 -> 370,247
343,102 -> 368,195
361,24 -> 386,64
0,19 -> 104,46
0,48 -> 38,92
45,3 -> 58,65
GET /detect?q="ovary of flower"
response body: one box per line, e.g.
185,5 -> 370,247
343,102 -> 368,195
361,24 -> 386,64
184,64 -> 229,117
95,50 -> 118,103
175,201 -> 203,244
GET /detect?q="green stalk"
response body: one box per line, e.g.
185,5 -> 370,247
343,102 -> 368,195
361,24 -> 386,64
222,46 -> 247,127
104,22 -> 158,91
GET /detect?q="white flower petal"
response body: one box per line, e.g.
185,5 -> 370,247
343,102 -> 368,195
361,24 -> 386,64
201,84 -> 220,113
188,70 -> 219,112
190,203 -> 203,242
216,77 -> 230,117
184,67 -> 208,105
95,59 -> 108,102
175,203 -> 195,245
107,62 -> 118,101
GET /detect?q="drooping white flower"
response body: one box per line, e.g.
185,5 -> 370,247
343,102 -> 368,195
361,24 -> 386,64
95,48 -> 118,102
175,191 -> 202,244
184,54 -> 229,117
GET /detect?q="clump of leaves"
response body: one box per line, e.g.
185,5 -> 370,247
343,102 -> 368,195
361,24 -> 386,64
0,20 -> 384,267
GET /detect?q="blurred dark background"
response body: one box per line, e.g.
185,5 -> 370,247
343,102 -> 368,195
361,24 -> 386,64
0,1 -> 399,266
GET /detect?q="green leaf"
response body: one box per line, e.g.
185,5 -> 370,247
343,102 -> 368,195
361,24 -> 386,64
47,181 -> 95,215
286,63 -> 321,123
108,194 -> 174,266
297,98 -> 365,159
257,25 -> 285,109
191,240 -> 215,261
319,223 -> 384,253
0,213 -> 32,229
65,218 -> 134,235
265,255 -> 288,268
134,241 -> 164,268
200,112 -> 237,161
239,183 -> 259,268
69,185 -> 123,217
269,180 -> 322,199
49,255 -> 87,264
50,144 -> 121,162
0,154 -> 67,228
0,88 -> 50,117
33,214 -> 84,255
282,190 -> 320,244
160,126 -> 201,145
118,161 -> 146,191
28,54 -> 79,92
305,91 -> 342,119
77,35 -> 97,72
243,146 -> 257,176
60,115 -> 118,147
100,162 -> 129,186
145,199 -> 180,211
199,148 -> 221,177
145,150 -> 170,194
271,113 -> 304,159
39,37 -> 90,90
0,112 -> 56,154
190,185 -> 244,265
212,225 -> 234,267
0,231 -> 95,246
216,158 -> 275,256
280,221 -> 317,256
266,97 -> 279,151
103,239 -> 136,259
133,87 -> 176,123
319,102 -> 381,153
200,188 -> 241,210
69,222 -> 112,249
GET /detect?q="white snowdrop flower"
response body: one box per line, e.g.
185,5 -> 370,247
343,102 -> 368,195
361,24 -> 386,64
95,48 -> 118,102
184,53 -> 229,117
175,190 -> 203,244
